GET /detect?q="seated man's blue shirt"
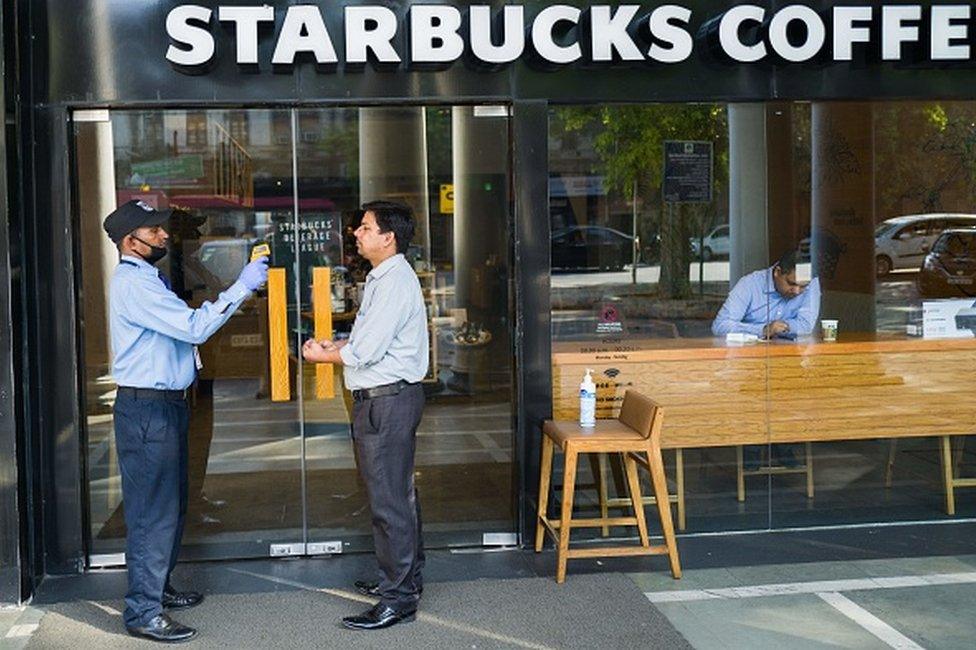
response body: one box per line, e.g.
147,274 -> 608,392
711,267 -> 821,337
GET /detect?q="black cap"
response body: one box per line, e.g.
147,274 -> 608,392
102,200 -> 174,244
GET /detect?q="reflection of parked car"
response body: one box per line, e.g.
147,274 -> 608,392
876,214 -> 976,277
918,228 -> 976,297
551,225 -> 636,271
690,224 -> 729,261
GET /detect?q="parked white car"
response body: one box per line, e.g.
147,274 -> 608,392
690,224 -> 730,261
875,214 -> 976,276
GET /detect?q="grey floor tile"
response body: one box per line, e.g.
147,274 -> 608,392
0,607 -> 22,626
657,594 -> 890,650
635,555 -> 976,597
846,583 -> 976,649
851,555 -> 976,578
628,567 -> 740,592
0,607 -> 42,650
724,560 -> 873,586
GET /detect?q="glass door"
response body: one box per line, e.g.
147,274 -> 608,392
75,104 -> 516,565
76,108 -> 308,561
294,106 -> 516,551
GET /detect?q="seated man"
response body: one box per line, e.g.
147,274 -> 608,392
712,249 -> 821,340
712,249 -> 822,469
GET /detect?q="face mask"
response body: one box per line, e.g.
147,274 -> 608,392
132,235 -> 168,265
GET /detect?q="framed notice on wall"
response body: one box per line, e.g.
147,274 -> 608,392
663,140 -> 713,203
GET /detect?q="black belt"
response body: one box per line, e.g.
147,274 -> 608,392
352,380 -> 416,402
117,386 -> 187,401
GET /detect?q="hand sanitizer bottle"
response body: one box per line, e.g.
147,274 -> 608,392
579,368 -> 596,428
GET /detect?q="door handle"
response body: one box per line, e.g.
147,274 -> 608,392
267,267 -> 291,402
312,267 -> 335,399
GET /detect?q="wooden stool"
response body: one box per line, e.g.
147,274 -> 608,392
591,450 -> 686,532
939,436 -> 974,515
887,437 -> 971,515
736,443 -> 814,502
536,390 -> 681,583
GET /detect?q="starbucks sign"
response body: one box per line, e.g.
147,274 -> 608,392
166,3 -> 976,71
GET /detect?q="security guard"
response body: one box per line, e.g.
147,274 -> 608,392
103,200 -> 269,643
302,201 -> 428,630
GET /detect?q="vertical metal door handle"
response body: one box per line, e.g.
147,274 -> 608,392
268,267 -> 290,402
312,267 -> 335,399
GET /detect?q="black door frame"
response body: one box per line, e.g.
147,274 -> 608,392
25,100 -> 552,577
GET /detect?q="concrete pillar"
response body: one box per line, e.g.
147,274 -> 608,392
358,107 -> 431,262
451,106 -> 509,317
74,114 -> 123,528
811,103 -> 876,332
75,116 -> 120,371
728,104 -> 769,285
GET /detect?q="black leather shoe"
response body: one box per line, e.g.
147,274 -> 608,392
354,580 -> 423,597
189,511 -> 222,527
742,446 -> 763,472
354,580 -> 380,596
342,603 -> 416,630
163,586 -> 204,610
197,493 -> 227,511
126,614 -> 197,643
773,447 -> 801,468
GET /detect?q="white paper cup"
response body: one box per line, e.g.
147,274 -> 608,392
821,319 -> 838,342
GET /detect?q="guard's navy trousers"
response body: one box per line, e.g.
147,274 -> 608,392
114,390 -> 189,627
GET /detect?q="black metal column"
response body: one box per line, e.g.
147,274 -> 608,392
30,105 -> 86,575
512,101 -> 551,546
0,0 -> 22,604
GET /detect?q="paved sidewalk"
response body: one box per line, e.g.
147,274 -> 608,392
1,606 -> 42,650
25,573 -> 687,649
634,554 -> 976,649
15,548 -> 688,649
10,531 -> 976,649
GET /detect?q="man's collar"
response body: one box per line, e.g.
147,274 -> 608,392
764,267 -> 778,294
367,253 -> 405,281
120,254 -> 153,271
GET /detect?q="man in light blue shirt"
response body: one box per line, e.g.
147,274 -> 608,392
712,249 -> 821,470
328,248 -> 429,392
712,249 -> 821,339
103,200 -> 268,643
303,201 -> 427,631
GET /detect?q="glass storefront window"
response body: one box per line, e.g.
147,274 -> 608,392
772,101 -> 976,527
548,103 -> 768,536
549,101 -> 976,538
71,99 -> 976,558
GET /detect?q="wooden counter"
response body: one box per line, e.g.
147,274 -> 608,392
552,335 -> 976,449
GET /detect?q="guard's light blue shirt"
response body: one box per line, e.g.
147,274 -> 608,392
712,267 -> 822,337
110,255 -> 251,390
340,254 -> 429,390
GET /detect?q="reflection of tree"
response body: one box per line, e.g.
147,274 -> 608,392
425,107 -> 453,180
814,116 -> 862,189
874,103 -> 976,218
791,106 -> 812,238
553,105 -> 728,298
312,112 -> 359,183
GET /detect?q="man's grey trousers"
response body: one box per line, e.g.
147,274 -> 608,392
352,383 -> 426,609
